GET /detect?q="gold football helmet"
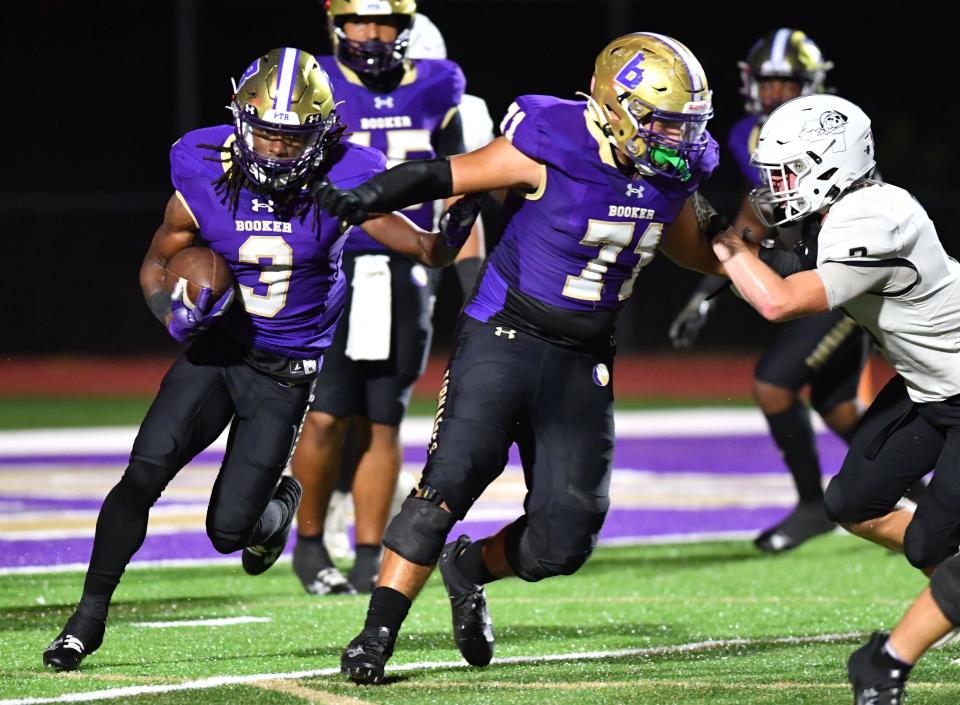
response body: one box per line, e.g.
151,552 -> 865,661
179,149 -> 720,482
325,0 -> 416,75
588,33 -> 713,180
230,47 -> 341,191
739,29 -> 832,115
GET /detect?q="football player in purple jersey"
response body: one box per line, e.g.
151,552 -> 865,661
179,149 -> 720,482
667,29 -> 872,553
315,32 -> 731,684
290,0 -> 484,597
41,47 -> 480,672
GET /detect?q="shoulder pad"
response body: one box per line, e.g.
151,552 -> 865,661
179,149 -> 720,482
327,141 -> 388,190
499,95 -> 572,162
169,126 -> 231,194
817,187 -> 903,264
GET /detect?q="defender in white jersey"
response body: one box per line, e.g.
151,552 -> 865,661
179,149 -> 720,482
714,93 -> 960,581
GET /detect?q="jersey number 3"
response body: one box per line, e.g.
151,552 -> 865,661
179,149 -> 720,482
562,220 -> 664,302
238,236 -> 293,317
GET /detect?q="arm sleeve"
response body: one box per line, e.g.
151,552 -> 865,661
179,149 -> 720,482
816,260 -> 917,309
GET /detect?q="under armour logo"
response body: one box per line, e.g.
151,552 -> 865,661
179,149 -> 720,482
251,198 -> 274,213
374,96 -> 394,110
495,327 -> 516,339
625,183 -> 645,198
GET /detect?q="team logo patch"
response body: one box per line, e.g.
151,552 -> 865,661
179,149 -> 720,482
592,363 -> 610,387
240,59 -> 260,86
614,51 -> 645,91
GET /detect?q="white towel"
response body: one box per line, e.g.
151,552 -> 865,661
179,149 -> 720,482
345,254 -> 392,361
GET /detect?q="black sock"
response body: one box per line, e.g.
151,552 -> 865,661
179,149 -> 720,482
76,461 -> 170,623
454,539 -> 498,586
292,533 -> 334,585
348,544 -> 383,592
354,544 -> 383,571
764,402 -> 823,502
364,586 -> 411,634
878,637 -> 914,673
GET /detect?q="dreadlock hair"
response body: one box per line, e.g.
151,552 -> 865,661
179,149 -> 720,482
199,120 -> 348,227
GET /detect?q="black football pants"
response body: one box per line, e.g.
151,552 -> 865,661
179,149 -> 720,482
82,331 -> 312,606
825,376 -> 960,569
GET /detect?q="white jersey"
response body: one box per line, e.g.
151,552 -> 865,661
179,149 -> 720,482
816,182 -> 960,403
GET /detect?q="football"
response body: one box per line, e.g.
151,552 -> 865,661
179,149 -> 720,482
163,247 -> 235,305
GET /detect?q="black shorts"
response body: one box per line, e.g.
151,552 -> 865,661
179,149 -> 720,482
310,252 -> 435,426
422,316 -> 614,543
754,310 -> 869,412
825,376 -> 960,567
131,328 -> 314,546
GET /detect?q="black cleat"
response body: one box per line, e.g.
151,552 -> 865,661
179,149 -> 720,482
754,500 -> 835,553
243,476 -> 302,576
43,612 -> 104,672
439,535 -> 494,666
340,625 -> 395,684
848,632 -> 910,705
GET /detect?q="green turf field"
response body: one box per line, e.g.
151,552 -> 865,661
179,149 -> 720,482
0,396 -> 754,430
4,535 -> 958,704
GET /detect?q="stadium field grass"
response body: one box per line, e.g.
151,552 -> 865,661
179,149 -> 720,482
0,395 -> 754,430
3,535 -> 959,704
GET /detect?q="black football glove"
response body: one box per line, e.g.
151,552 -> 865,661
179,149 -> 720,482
438,192 -> 486,249
311,181 -> 378,225
669,291 -> 716,348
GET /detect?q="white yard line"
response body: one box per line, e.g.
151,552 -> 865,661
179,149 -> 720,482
0,631 -> 865,705
0,408 -> 830,458
132,617 -> 271,629
0,531 -> 757,577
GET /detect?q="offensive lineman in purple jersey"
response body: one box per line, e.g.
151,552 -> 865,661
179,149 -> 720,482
41,48 -> 480,672
668,29 -> 872,553
290,0 -> 483,597
317,33 -> 730,684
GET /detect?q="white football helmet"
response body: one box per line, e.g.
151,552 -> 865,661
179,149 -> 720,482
749,94 -> 875,226
407,13 -> 447,59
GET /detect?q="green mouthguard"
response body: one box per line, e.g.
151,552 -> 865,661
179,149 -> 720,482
649,145 -> 691,181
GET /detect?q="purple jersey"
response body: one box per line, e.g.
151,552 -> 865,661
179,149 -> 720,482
316,56 -> 465,253
465,95 -> 719,344
727,114 -> 763,189
170,125 -> 386,360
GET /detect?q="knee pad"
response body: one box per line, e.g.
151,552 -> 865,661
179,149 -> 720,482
823,477 -> 849,524
382,496 -> 456,566
903,519 -> 953,571
931,555 -> 960,626
117,460 -> 173,506
207,525 -> 245,554
503,517 -> 597,583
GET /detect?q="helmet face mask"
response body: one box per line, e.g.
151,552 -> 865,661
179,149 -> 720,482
230,48 -> 341,192
326,0 -> 416,76
748,95 -> 875,227
589,32 -> 713,181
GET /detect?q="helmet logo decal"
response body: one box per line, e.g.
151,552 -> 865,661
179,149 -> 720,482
357,0 -> 392,14
240,59 -> 260,86
800,110 -> 848,152
614,51 -> 646,91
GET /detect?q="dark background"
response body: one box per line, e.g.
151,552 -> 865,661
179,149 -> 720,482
8,0 -> 956,355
